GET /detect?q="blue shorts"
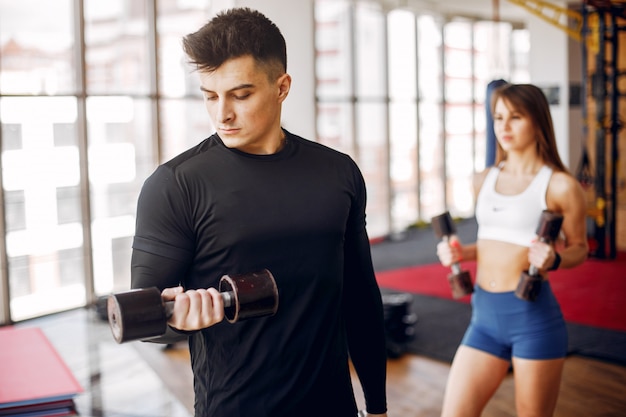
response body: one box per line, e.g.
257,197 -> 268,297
461,281 -> 568,360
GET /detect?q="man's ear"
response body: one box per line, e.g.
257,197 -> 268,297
277,73 -> 291,102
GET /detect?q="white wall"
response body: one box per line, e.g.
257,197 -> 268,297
526,2 -> 582,170
567,28 -> 586,174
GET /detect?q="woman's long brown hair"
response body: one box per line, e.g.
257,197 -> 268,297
491,83 -> 567,172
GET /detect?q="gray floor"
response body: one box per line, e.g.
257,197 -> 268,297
15,308 -> 192,417
371,217 -> 478,271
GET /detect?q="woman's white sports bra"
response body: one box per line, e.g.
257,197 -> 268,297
475,164 -> 553,247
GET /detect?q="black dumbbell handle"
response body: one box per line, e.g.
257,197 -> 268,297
163,291 -> 235,319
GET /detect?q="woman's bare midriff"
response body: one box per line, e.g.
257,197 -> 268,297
475,239 -> 544,292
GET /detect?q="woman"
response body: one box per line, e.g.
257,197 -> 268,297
436,83 -> 588,417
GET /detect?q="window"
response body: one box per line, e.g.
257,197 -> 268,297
0,0 -> 212,322
314,0 -> 529,236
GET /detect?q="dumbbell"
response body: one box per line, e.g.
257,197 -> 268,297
431,212 -> 474,299
515,210 -> 563,301
107,269 -> 279,344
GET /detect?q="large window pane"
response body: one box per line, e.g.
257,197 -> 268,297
419,101 -> 444,220
314,0 -> 353,100
1,97 -> 85,320
157,0 -> 211,98
0,0 -> 75,95
444,21 -> 474,217
160,98 -> 213,162
474,102 -> 487,173
418,15 -> 442,102
511,28 -> 531,82
314,0 -> 355,156
84,0 -> 151,95
357,102 -> 388,237
445,132 -> 475,216
388,10 -> 418,231
388,10 -> 417,100
390,102 -> 418,231
87,97 -> 155,295
418,15 -> 444,220
316,102 -> 355,156
354,3 -> 388,237
355,3 -> 385,99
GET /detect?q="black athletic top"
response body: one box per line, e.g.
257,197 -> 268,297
131,130 -> 388,417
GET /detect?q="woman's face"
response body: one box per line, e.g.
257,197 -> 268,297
493,97 -> 537,154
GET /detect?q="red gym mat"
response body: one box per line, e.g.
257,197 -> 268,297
0,326 -> 82,415
375,252 -> 626,332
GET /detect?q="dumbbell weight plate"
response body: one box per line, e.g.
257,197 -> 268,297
448,270 -> 473,299
220,269 -> 279,323
108,287 -> 167,344
514,271 -> 542,301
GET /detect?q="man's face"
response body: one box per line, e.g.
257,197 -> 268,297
198,55 -> 290,155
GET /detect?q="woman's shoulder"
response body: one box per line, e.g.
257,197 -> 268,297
547,169 -> 586,209
473,166 -> 496,193
549,169 -> 581,193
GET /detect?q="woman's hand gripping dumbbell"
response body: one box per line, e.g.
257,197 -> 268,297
432,212 -> 474,299
515,211 -> 563,301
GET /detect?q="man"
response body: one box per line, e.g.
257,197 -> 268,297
131,7 -> 388,417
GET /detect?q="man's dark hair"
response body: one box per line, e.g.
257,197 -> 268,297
182,7 -> 287,79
